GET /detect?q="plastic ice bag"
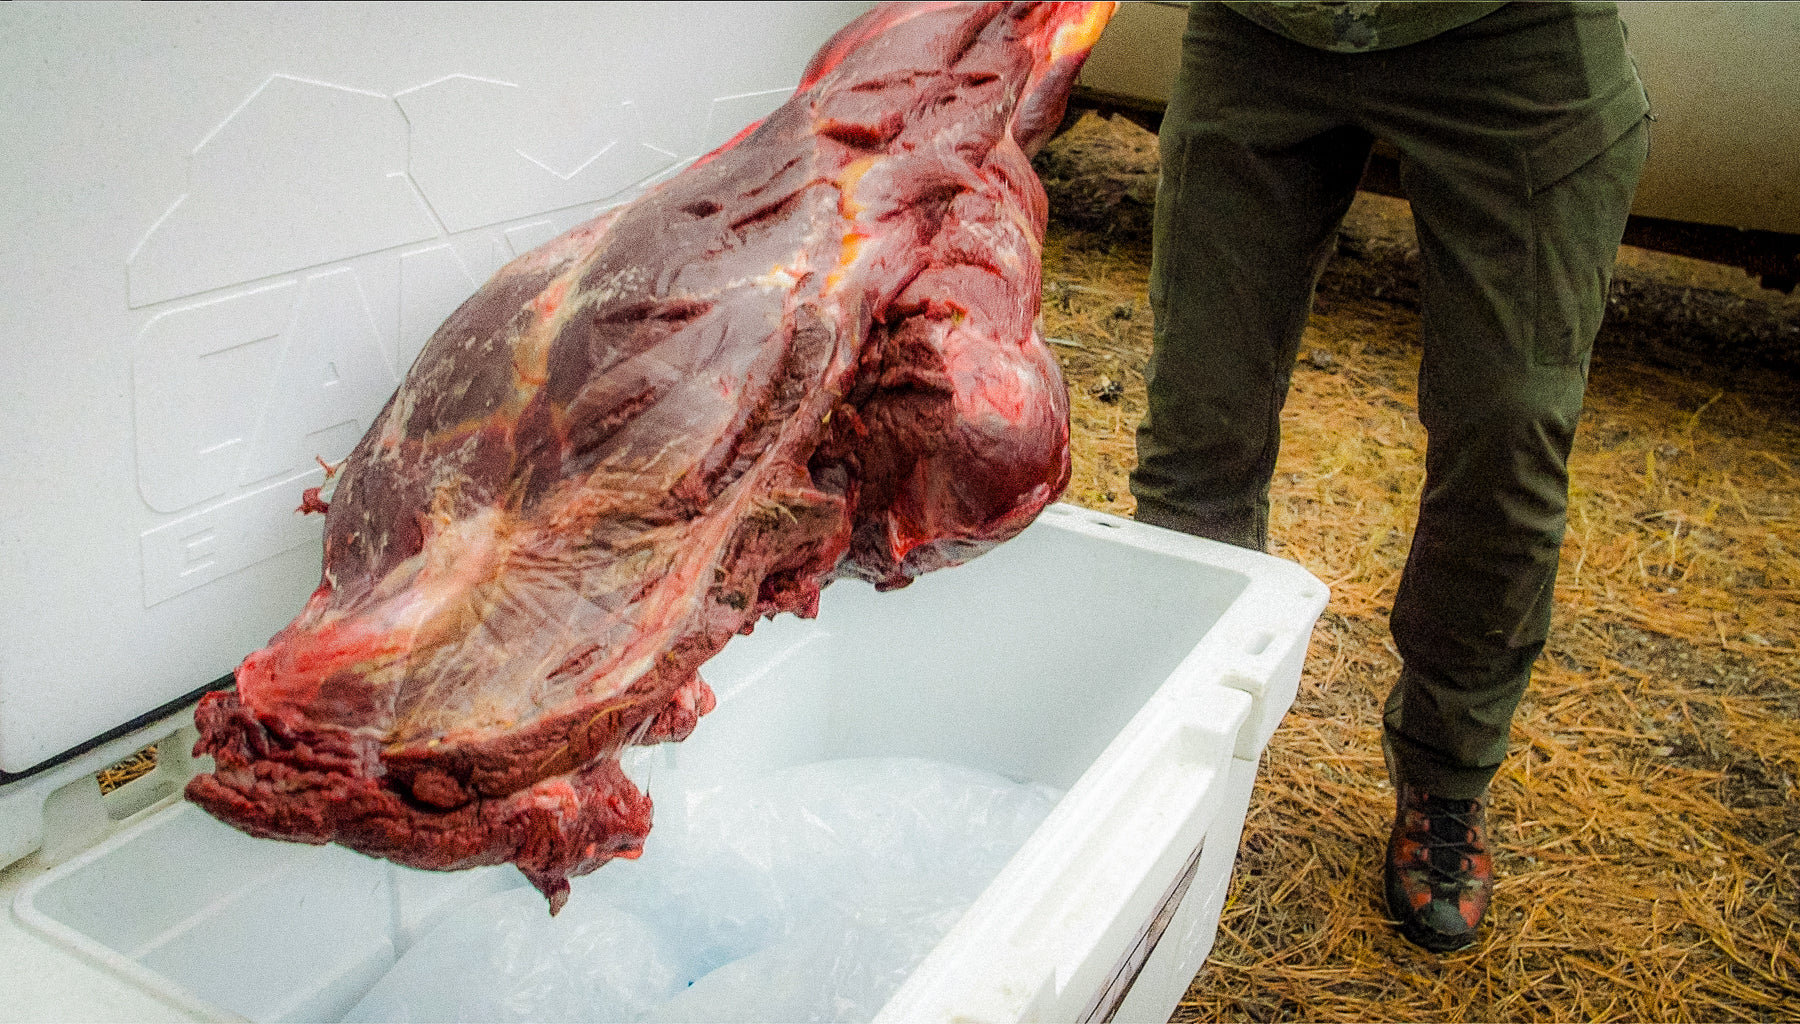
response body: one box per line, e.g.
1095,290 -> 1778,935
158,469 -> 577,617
618,757 -> 1062,968
345,757 -> 1061,1023
341,887 -> 687,1023
647,881 -> 969,1024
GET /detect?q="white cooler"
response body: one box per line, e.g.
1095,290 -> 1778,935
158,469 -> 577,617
0,6 -> 1327,1022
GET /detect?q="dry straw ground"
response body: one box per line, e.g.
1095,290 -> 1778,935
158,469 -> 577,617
1038,156 -> 1800,1018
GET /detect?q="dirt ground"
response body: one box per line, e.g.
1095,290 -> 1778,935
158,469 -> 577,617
1036,116 -> 1800,1021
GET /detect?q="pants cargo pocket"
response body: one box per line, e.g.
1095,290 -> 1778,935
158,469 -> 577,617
1528,114 -> 1650,367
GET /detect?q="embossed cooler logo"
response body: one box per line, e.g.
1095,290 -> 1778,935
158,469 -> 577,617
129,73 -> 791,606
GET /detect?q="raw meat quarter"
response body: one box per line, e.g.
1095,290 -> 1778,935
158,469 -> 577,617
187,1 -> 1114,912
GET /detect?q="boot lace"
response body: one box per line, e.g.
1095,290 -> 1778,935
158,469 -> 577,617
1413,795 -> 1485,891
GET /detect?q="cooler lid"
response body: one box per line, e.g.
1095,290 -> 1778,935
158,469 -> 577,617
0,2 -> 875,778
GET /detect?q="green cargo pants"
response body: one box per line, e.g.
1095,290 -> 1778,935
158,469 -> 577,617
1131,2 -> 1650,799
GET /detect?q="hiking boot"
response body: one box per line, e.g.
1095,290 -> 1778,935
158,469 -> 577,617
1384,783 -> 1493,952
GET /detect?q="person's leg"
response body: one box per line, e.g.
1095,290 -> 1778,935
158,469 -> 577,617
1355,1 -> 1649,950
1375,1 -> 1650,802
1378,116 -> 1644,952
1131,4 -> 1370,550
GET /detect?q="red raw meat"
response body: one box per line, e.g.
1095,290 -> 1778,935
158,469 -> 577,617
187,1 -> 1113,912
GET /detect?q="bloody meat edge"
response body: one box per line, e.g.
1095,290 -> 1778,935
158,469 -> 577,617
186,1 -> 1114,913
